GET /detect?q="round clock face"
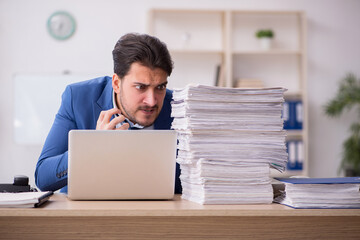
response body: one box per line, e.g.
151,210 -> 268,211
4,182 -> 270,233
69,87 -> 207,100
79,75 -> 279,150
47,11 -> 76,40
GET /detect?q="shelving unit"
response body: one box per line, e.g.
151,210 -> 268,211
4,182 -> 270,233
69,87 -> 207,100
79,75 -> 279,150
148,10 -> 225,88
148,9 -> 308,177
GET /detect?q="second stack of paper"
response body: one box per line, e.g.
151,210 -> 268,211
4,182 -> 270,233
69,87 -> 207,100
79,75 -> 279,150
171,84 -> 287,204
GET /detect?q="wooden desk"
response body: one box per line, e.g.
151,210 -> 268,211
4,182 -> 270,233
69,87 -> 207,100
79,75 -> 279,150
1,193 -> 360,240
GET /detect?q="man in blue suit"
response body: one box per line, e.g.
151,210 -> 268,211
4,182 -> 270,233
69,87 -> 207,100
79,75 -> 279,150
35,33 -> 182,194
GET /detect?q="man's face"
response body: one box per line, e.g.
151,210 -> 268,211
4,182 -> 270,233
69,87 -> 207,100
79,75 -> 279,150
112,62 -> 168,127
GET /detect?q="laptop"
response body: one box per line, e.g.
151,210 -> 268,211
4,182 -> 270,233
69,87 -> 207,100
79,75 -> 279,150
67,130 -> 177,200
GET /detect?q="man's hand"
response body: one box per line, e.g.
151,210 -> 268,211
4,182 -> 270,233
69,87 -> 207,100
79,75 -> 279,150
96,108 -> 129,130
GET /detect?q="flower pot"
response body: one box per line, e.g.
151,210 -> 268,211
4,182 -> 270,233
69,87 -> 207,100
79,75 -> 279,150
259,37 -> 272,50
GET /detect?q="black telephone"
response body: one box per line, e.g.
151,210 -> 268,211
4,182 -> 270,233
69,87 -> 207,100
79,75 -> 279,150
0,175 -> 37,193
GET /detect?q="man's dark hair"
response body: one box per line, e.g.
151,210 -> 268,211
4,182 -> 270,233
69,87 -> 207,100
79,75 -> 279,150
112,33 -> 173,78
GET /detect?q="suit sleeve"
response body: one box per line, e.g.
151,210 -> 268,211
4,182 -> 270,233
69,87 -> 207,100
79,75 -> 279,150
35,85 -> 77,191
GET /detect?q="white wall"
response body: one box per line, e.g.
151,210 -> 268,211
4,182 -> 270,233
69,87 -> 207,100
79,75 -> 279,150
1,0 -> 360,187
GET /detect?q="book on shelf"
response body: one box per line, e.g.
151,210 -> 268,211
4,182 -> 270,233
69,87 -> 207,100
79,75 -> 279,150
274,177 -> 360,209
214,64 -> 225,87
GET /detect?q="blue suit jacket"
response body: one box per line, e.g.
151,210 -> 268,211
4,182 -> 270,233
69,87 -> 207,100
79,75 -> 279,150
35,76 -> 182,193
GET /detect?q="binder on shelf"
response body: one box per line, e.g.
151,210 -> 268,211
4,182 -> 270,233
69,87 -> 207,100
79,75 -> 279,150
295,101 -> 303,129
286,140 -> 303,171
287,141 -> 296,170
296,140 -> 304,170
282,101 -> 290,129
283,100 -> 303,130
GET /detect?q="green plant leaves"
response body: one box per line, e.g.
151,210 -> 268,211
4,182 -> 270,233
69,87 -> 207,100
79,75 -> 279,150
324,73 -> 360,176
255,29 -> 274,38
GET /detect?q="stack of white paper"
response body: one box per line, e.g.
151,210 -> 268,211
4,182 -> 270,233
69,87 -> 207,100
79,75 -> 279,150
0,191 -> 53,208
171,84 -> 287,204
274,177 -> 360,209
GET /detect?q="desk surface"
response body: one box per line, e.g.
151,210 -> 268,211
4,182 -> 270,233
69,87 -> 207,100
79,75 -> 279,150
1,193 -> 360,217
1,194 -> 360,240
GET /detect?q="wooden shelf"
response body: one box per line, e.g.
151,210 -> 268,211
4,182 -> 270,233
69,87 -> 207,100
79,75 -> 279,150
233,50 -> 302,55
231,10 -> 304,15
286,130 -> 304,137
284,91 -> 303,99
170,49 -> 224,54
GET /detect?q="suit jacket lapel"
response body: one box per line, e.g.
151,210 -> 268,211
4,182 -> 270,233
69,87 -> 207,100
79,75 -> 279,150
93,77 -> 113,126
154,89 -> 173,130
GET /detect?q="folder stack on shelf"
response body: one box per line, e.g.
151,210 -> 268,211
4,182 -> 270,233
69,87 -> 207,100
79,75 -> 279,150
171,84 -> 288,204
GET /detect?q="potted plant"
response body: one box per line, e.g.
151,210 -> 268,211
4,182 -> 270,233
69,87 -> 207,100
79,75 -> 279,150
255,29 -> 274,50
324,73 -> 360,176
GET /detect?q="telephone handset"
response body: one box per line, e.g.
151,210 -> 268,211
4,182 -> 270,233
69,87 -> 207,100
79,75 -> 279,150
0,175 -> 37,193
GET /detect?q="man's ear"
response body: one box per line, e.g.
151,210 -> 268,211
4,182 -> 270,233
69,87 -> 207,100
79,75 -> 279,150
112,74 -> 121,93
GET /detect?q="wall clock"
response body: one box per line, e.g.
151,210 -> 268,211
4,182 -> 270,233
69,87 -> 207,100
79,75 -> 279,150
47,11 -> 76,40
